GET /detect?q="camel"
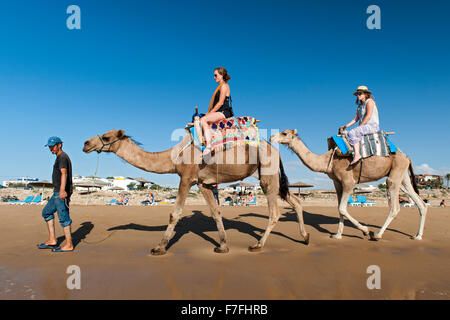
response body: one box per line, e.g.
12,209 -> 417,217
83,129 -> 310,255
270,129 -> 427,241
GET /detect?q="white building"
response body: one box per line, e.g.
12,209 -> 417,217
2,177 -> 39,188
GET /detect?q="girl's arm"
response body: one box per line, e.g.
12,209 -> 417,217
344,111 -> 359,129
360,100 -> 374,125
209,85 -> 228,113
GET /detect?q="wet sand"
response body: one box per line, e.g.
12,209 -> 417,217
0,204 -> 449,299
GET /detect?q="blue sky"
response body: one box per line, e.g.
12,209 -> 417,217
1,0 -> 449,189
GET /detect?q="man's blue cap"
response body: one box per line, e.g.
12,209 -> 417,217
45,136 -> 63,147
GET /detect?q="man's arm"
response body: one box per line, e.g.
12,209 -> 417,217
59,168 -> 68,200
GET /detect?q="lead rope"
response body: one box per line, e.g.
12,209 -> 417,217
94,152 -> 100,177
326,147 -> 337,173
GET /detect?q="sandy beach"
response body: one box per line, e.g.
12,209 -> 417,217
1,201 -> 449,300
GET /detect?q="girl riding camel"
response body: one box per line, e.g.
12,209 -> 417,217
201,67 -> 234,156
340,85 -> 380,165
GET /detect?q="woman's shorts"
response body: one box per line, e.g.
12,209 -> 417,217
218,107 -> 234,119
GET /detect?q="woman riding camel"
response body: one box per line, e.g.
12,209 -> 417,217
340,85 -> 380,165
201,67 -> 234,156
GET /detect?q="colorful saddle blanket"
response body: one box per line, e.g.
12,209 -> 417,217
328,131 -> 397,159
190,116 -> 260,151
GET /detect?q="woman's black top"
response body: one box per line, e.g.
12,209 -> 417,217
213,89 -> 234,118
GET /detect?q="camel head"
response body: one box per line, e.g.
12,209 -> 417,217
83,129 -> 127,154
270,129 -> 298,145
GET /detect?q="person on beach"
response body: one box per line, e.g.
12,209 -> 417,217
340,86 -> 380,165
440,199 -> 446,208
212,184 -> 220,205
37,137 -> 74,253
200,67 -> 234,156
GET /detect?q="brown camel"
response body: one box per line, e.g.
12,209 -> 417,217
270,129 -> 427,241
83,129 -> 310,255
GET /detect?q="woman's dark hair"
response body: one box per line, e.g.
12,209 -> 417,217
215,67 -> 231,82
355,91 -> 375,105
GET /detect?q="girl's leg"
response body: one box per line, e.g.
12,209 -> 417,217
347,127 -> 363,165
201,112 -> 225,155
350,141 -> 361,165
347,124 -> 379,165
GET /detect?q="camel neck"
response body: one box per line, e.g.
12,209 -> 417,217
114,138 -> 178,174
289,137 -> 333,173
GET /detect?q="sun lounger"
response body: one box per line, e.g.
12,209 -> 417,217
30,195 -> 43,204
403,202 -> 415,207
106,199 -> 117,205
348,197 -> 360,207
247,198 -> 257,206
8,195 -> 34,205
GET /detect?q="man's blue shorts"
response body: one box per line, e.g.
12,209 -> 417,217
42,192 -> 72,227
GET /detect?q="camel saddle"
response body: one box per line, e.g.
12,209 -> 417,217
188,116 -> 261,152
327,131 -> 397,158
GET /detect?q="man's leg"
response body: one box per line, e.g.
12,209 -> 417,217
55,196 -> 74,251
42,194 -> 58,246
61,225 -> 73,251
45,219 -> 57,246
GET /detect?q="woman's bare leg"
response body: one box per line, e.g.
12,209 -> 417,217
350,141 -> 361,165
201,112 -> 225,155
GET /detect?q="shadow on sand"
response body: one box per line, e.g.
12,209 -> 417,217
108,210 -> 309,251
57,221 -> 94,248
239,207 -> 412,239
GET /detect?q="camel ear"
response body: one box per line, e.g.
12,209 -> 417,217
293,129 -> 297,135
117,130 -> 125,139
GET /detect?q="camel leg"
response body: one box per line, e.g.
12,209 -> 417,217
401,173 -> 427,240
198,184 -> 230,253
331,180 -> 346,239
151,179 -> 191,255
284,192 -> 310,244
334,183 -> 370,239
371,174 -> 402,240
249,175 -> 281,252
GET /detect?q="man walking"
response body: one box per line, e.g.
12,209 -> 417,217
37,136 -> 74,253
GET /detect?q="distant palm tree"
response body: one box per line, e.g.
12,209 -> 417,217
446,173 -> 450,188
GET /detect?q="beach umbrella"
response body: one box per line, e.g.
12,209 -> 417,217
109,186 -> 125,191
73,181 -> 106,192
127,177 -> 155,188
288,180 -> 314,196
228,182 -> 255,192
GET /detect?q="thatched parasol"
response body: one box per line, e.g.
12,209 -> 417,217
109,186 -> 125,191
289,180 -> 314,196
127,177 -> 155,188
229,182 -> 254,188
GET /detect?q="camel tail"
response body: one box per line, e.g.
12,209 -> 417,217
409,160 -> 420,194
279,158 -> 289,201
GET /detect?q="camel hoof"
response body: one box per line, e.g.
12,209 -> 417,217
330,234 -> 342,240
150,248 -> 166,256
248,245 -> 262,252
411,235 -> 422,240
214,246 -> 230,254
369,231 -> 381,241
362,229 -> 370,237
304,233 -> 310,245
